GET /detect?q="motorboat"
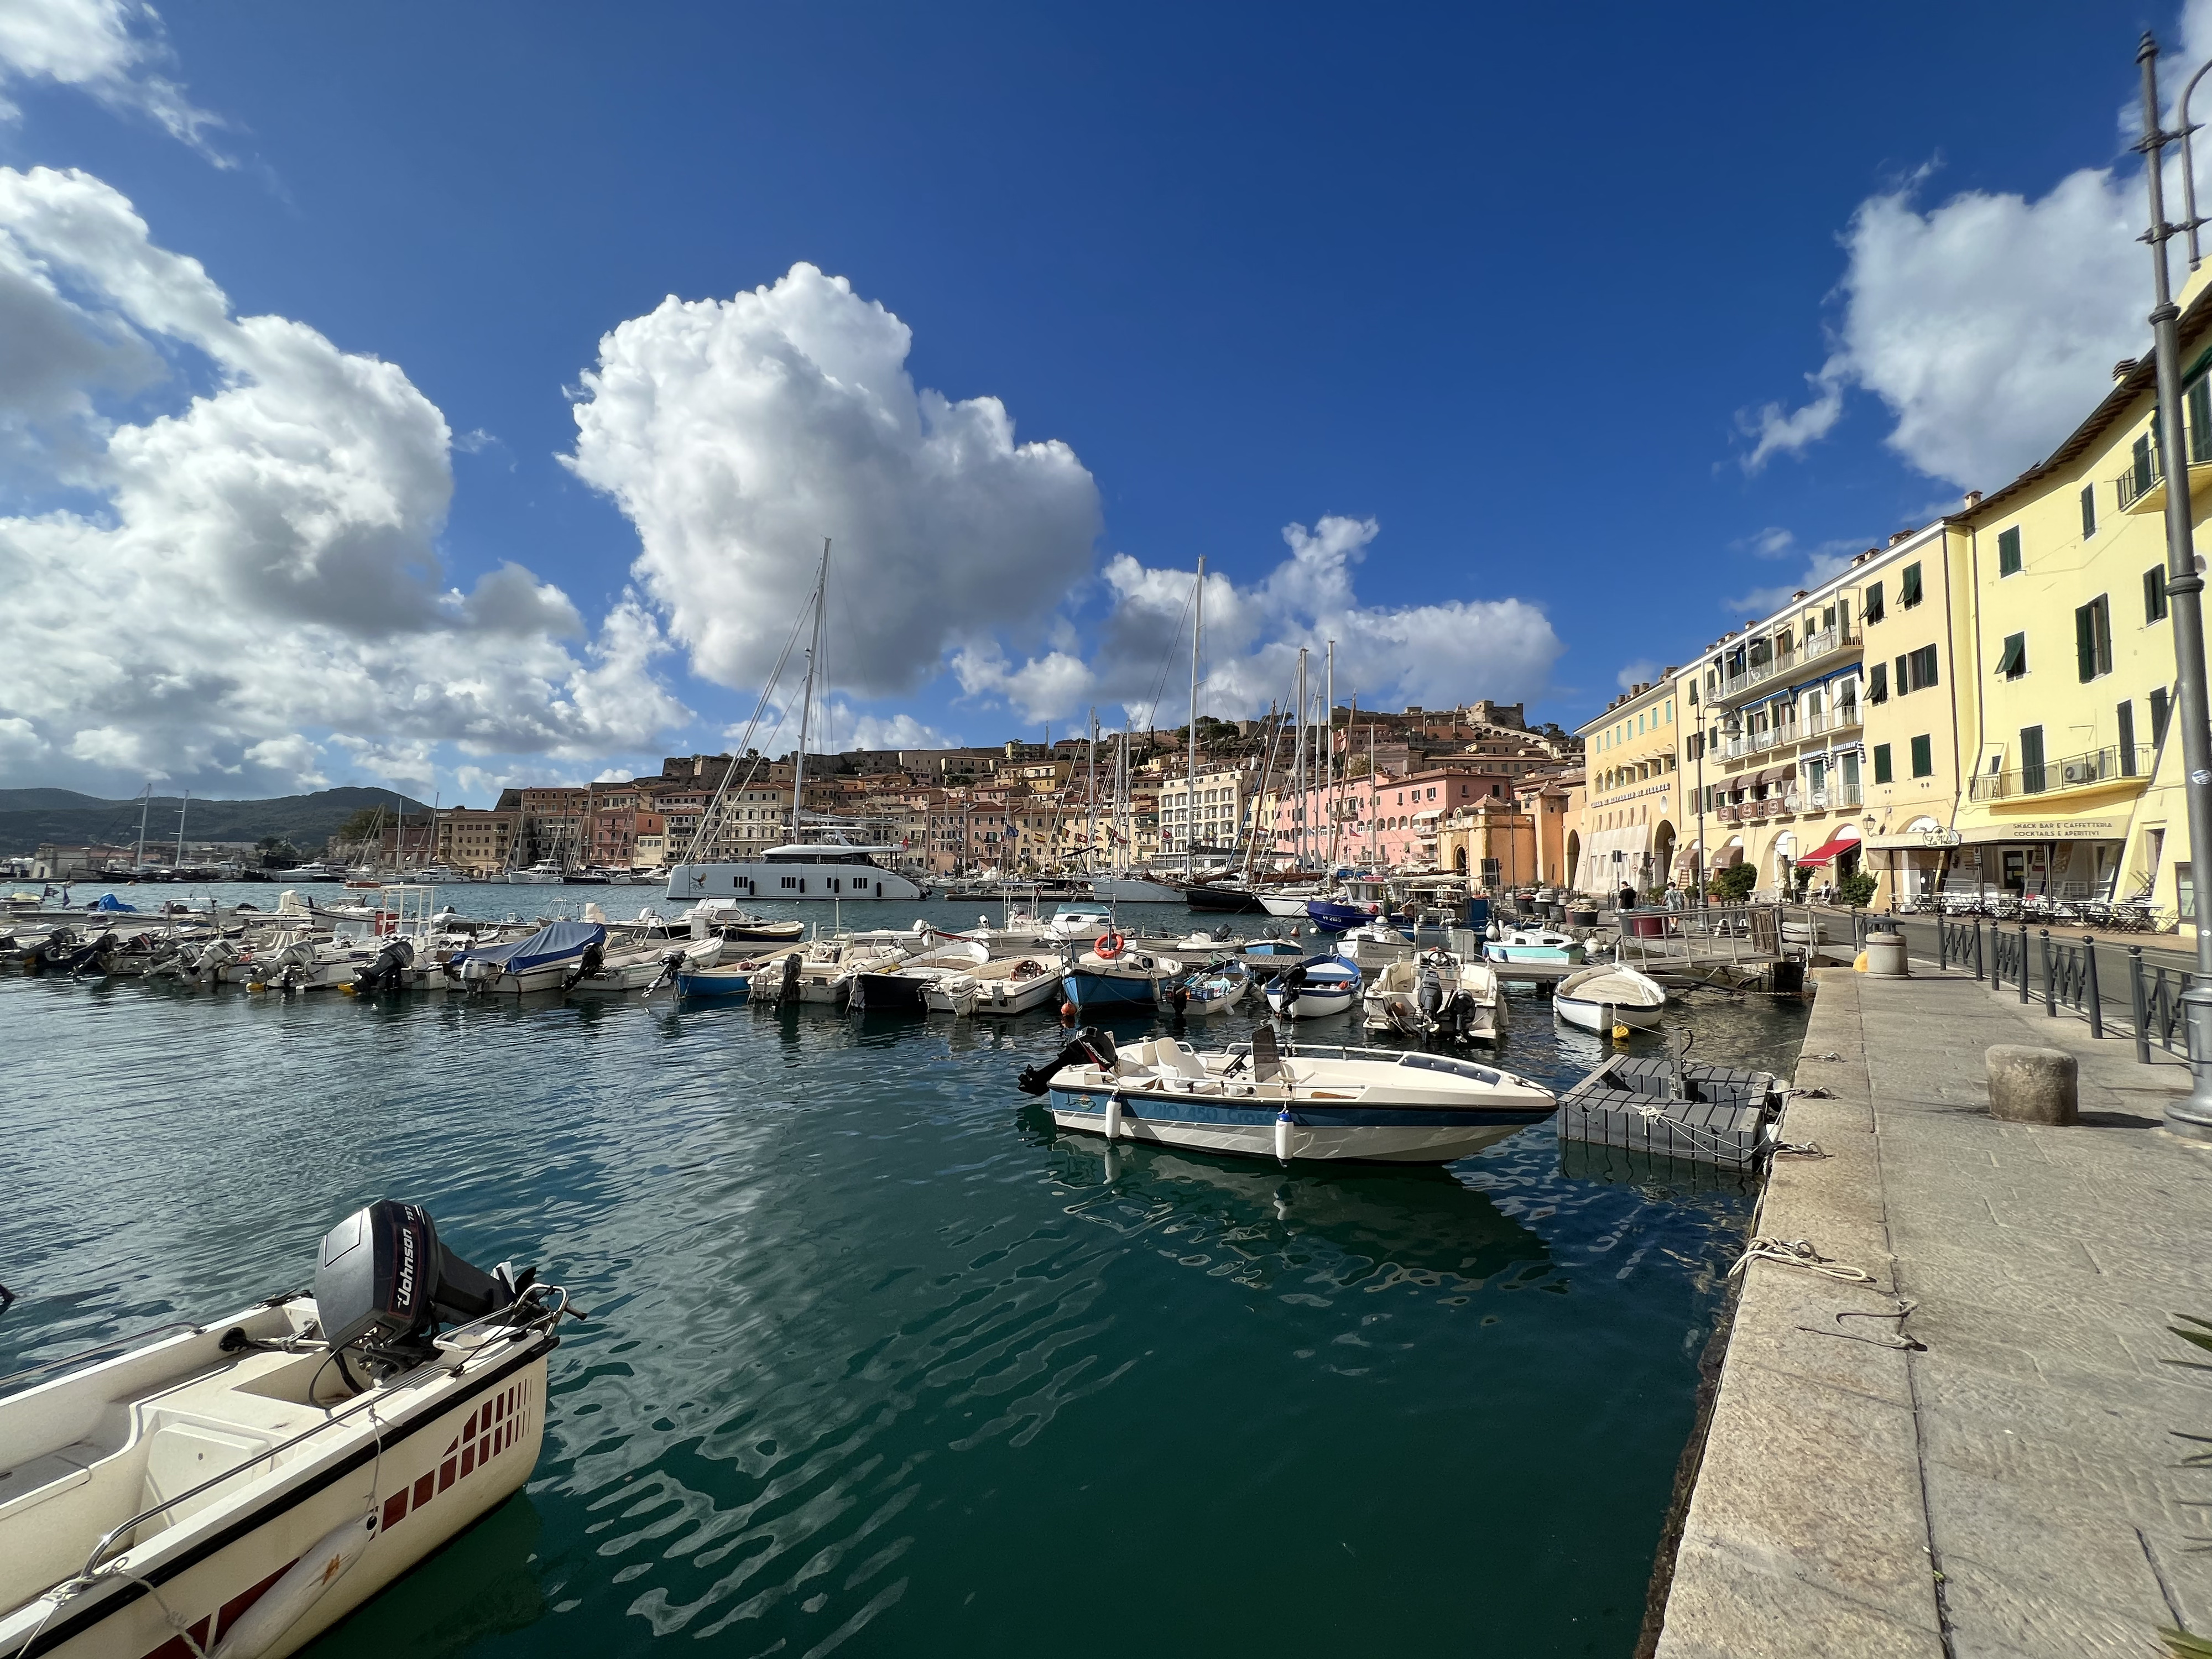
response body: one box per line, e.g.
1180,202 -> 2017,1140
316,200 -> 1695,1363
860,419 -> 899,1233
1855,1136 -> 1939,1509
1237,937 -> 1307,976
284,862 -> 340,881
1046,903 -> 1114,942
1363,950 -> 1499,1042
1484,927 -> 1586,965
1264,953 -> 1362,1019
1175,958 -> 1251,1016
926,954 -> 1066,1016
663,842 -> 924,903
744,940 -> 904,1008
1553,962 -> 1668,1033
446,921 -> 606,993
0,1201 -> 570,1659
1343,920 -> 1416,947
505,862 -> 566,886
850,940 -> 990,1014
1307,880 -> 1406,933
675,963 -> 754,1001
1175,927 -> 1236,951
1256,885 -> 1320,918
1063,945 -> 1185,1013
565,941 -> 680,998
1018,1027 -> 1557,1164
685,900 -> 806,943
1088,875 -> 1183,903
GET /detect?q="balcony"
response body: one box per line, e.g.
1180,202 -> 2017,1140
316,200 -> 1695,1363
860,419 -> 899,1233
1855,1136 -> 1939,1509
1709,619 -> 1864,708
1968,743 -> 2154,801
2117,437 -> 2212,514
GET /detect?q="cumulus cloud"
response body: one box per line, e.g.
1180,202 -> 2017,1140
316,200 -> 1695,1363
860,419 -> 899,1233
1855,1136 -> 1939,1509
955,514 -> 1565,725
831,708 -> 963,752
0,0 -> 227,161
0,165 -> 691,792
564,262 -> 1103,700
1615,659 -> 1661,692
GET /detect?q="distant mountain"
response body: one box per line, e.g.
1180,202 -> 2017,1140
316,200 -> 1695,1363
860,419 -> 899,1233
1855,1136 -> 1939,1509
0,786 -> 434,857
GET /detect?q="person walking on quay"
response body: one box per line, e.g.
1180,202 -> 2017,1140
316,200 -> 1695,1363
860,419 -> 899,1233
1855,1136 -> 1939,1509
1618,879 -> 1638,915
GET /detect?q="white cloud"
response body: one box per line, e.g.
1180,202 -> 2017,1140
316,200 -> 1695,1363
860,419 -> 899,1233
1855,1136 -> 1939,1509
0,166 -> 691,792
1615,659 -> 1660,692
243,734 -> 325,787
829,707 -> 962,752
0,0 -> 227,163
1725,534 -> 1871,618
0,714 -> 46,761
956,514 -> 1565,724
564,262 -> 1103,701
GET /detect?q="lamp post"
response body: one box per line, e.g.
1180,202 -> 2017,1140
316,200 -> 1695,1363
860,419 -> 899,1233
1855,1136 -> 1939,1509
2138,32 -> 2212,1139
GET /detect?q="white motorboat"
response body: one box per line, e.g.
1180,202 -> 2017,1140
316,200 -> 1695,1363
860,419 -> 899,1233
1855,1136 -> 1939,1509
1264,953 -> 1362,1019
745,939 -> 905,1008
1046,903 -> 1114,942
1343,920 -> 1415,947
505,862 -> 566,886
1176,958 -> 1251,1016
1363,949 -> 1500,1042
927,954 -> 1066,1016
1484,927 -> 1586,965
1553,962 -> 1668,1032
565,941 -> 680,998
1062,947 -> 1185,1014
851,940 -> 990,1014
683,900 -> 806,943
284,862 -> 340,881
0,1202 -> 570,1659
446,921 -> 606,994
1256,886 -> 1319,918
1019,1029 -> 1557,1164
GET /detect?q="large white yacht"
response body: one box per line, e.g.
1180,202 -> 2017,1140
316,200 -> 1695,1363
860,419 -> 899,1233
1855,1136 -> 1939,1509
664,842 -> 924,902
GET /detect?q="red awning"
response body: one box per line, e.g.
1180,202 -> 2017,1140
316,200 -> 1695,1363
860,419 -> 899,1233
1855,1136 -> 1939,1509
1796,830 -> 1862,867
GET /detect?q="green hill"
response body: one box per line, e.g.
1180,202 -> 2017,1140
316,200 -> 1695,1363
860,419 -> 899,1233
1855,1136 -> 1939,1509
0,787 -> 434,857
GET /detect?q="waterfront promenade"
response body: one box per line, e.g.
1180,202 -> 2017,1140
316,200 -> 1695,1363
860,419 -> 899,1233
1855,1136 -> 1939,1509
1656,965 -> 2212,1657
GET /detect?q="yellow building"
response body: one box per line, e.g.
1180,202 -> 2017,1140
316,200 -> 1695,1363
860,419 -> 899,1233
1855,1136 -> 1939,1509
1572,677 -> 1686,896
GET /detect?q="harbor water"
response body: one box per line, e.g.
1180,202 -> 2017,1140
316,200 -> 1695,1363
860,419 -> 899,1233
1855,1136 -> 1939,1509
1,891 -> 1809,1657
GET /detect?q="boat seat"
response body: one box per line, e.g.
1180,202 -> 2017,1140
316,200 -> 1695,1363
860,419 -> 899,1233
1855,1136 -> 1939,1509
1163,1043 -> 1209,1081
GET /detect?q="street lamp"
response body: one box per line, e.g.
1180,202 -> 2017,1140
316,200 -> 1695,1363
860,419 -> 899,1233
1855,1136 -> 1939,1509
2137,32 -> 2212,1139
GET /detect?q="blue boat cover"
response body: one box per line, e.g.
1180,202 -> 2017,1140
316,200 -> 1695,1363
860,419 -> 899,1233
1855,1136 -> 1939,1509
89,893 -> 137,911
454,920 -> 604,972
1297,953 -> 1361,978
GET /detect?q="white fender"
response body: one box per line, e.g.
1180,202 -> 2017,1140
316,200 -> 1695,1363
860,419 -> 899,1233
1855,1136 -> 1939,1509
1103,1094 -> 1121,1142
1274,1108 -> 1294,1164
210,1512 -> 377,1659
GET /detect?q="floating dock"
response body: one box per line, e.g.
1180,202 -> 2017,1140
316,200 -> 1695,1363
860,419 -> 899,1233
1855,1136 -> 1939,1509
1556,1053 -> 1783,1171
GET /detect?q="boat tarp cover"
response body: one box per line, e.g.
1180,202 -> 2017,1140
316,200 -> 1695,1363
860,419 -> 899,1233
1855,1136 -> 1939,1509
89,893 -> 137,911
457,920 -> 605,971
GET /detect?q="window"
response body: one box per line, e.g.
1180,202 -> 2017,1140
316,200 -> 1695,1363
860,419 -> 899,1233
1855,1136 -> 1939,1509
2182,864 -> 2199,924
1867,661 -> 1890,703
1900,562 -> 1924,607
1865,580 -> 1885,624
2081,486 -> 2100,540
2075,595 -> 2113,682
1996,632 -> 2027,679
1872,743 -> 1893,785
2193,373 -> 2212,464
2119,700 -> 2137,774
2147,566 -> 2169,623
2134,431 -> 2157,497
2153,686 -> 2172,744
2021,726 -> 2047,794
1896,646 -> 1938,693
1997,526 -> 2022,575
1910,735 -> 1933,778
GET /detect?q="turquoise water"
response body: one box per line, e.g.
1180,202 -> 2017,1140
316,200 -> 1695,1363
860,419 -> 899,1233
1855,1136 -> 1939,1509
0,893 -> 1804,1657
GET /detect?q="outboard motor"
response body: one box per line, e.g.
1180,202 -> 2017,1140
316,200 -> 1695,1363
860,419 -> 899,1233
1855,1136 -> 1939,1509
1016,1025 -> 1118,1096
30,927 -> 77,973
312,1199 -> 533,1384
355,936 -> 415,993
562,940 -> 603,992
193,936 -> 239,985
1416,962 -> 1445,1022
779,950 -> 802,1006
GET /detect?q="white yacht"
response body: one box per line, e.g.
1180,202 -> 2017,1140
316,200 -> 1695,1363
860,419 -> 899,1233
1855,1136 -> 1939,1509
664,843 -> 923,902
506,861 -> 565,886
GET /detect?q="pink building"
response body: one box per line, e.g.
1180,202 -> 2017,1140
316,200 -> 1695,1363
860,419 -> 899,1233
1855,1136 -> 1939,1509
1272,766 -> 1512,870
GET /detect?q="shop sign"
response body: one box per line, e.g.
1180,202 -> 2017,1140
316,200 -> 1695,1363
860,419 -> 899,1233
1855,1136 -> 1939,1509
1960,818 -> 2120,843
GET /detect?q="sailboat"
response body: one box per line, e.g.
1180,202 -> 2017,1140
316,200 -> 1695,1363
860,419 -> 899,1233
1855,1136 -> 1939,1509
664,540 -> 923,904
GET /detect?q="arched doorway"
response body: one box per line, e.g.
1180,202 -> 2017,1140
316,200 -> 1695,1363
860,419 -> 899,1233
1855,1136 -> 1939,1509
1564,830 -> 1580,891
1653,821 -> 1676,893
1772,831 -> 1797,895
1454,846 -> 1468,874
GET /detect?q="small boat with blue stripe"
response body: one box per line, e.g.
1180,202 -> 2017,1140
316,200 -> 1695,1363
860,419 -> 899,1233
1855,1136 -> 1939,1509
1063,945 -> 1184,1013
1264,953 -> 1361,1019
1016,1027 -> 1555,1164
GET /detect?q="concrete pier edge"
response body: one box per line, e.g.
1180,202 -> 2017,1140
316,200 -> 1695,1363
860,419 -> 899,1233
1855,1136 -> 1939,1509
1651,964 -> 2212,1659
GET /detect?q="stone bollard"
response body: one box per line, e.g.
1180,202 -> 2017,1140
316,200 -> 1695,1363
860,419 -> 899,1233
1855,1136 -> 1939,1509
1863,928 -> 1908,977
1985,1045 -> 2079,1125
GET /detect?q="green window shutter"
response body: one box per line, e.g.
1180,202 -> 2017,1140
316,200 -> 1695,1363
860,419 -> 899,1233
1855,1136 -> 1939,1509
2080,486 -> 2097,539
1869,662 -> 1888,702
1917,645 -> 1939,688
2193,375 -> 2212,465
2153,687 -> 2172,743
2119,701 -> 2137,774
2021,726 -> 2046,792
1865,581 -> 1884,623
1896,654 -> 1910,695
1997,527 -> 2022,575
2148,566 -> 2169,622
2094,595 -> 2112,676
1872,744 -> 1893,785
2076,603 -> 2097,681
2135,432 -> 2155,497
1997,632 -> 2026,677
1910,735 -> 1932,778
1901,563 -> 1923,604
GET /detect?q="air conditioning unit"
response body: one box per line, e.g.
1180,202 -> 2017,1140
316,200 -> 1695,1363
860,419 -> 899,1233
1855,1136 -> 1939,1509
2060,760 -> 2098,784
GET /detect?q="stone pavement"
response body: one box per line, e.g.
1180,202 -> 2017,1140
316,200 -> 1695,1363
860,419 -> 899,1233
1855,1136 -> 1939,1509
1655,966 -> 2212,1659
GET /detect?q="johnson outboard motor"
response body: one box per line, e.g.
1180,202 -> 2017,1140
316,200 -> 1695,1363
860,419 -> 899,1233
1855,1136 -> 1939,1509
313,1199 -> 531,1383
354,937 -> 415,993
1416,961 -> 1446,1024
779,950 -> 802,1006
1016,1025 -> 1118,1096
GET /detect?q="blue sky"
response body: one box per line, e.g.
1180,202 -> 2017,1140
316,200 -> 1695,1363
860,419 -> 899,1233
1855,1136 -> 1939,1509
0,0 -> 2192,802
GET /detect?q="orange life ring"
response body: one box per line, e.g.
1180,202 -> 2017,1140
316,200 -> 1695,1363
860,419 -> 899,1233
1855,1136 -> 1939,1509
1095,931 -> 1126,959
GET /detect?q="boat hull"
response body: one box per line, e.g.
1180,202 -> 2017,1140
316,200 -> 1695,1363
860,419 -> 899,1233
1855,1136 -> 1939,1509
1183,885 -> 1264,914
664,861 -> 921,902
850,972 -> 929,1013
967,971 -> 1068,1016
1045,1088 -> 1545,1164
676,968 -> 752,1001
1553,995 -> 1664,1033
1305,900 -> 1380,931
2,1340 -> 552,1659
1264,984 -> 1357,1019
1088,877 -> 1183,902
1063,969 -> 1166,1010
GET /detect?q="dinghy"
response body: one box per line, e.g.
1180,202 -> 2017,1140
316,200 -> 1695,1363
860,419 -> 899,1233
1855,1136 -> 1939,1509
1263,953 -> 1361,1019
0,1201 -> 571,1659
849,940 -> 990,1014
445,921 -> 606,994
1483,926 -> 1585,965
1062,944 -> 1185,1013
1018,1026 -> 1555,1164
1175,958 -> 1252,1016
1553,962 -> 1667,1032
926,954 -> 1066,1016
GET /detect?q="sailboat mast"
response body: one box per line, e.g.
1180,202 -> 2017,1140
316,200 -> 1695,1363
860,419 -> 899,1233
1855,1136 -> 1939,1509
1086,708 -> 1097,874
1323,640 -> 1335,869
1292,649 -> 1307,868
1186,557 -> 1203,883
175,789 -> 189,869
788,539 -> 831,844
134,785 -> 149,869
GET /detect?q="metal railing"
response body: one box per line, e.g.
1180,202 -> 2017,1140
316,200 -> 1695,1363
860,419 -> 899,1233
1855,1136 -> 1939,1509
1969,744 -> 2154,801
2117,444 -> 2162,511
1714,620 -> 1863,703
1939,915 -> 1984,978
2130,949 -> 2199,1062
